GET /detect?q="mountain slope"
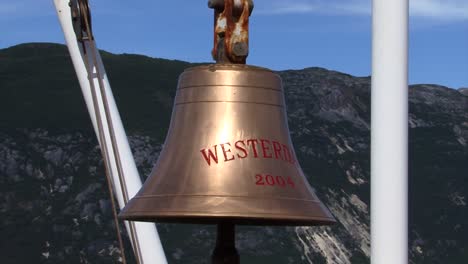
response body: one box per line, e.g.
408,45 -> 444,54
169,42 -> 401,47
0,42 -> 193,137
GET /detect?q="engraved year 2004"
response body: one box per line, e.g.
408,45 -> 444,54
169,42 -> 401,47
255,174 -> 296,188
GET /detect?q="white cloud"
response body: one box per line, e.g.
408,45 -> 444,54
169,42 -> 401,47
254,1 -> 320,15
256,3 -> 320,15
411,0 -> 468,20
256,0 -> 468,21
2,0 -> 467,22
255,0 -> 369,15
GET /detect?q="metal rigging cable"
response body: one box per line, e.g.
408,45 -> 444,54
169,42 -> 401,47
69,0 -> 143,263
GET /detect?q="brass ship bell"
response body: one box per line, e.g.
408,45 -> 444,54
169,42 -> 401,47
120,64 -> 335,225
120,0 -> 335,262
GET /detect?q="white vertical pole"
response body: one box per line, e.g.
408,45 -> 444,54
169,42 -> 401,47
371,0 -> 408,264
53,1 -> 168,263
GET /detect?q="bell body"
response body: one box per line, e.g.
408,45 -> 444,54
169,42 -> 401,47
120,64 -> 335,226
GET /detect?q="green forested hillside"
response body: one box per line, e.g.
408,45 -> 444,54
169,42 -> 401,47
0,43 -> 194,138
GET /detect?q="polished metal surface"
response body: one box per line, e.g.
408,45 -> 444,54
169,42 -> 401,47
120,64 -> 335,226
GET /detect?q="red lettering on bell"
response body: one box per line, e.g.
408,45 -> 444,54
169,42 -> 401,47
260,139 -> 272,158
200,145 -> 219,166
220,143 -> 235,162
272,141 -> 282,160
200,138 -> 297,166
246,139 -> 259,158
235,140 -> 248,159
282,144 -> 295,164
254,173 -> 296,189
281,144 -> 288,162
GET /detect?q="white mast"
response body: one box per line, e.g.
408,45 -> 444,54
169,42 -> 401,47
371,0 -> 409,263
53,1 -> 168,263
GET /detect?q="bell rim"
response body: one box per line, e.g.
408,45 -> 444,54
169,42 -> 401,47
119,194 -> 336,226
119,211 -> 336,226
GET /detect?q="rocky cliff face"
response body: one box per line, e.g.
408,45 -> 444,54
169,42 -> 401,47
0,44 -> 467,264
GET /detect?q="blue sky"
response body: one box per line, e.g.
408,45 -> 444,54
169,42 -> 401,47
1,0 -> 467,88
